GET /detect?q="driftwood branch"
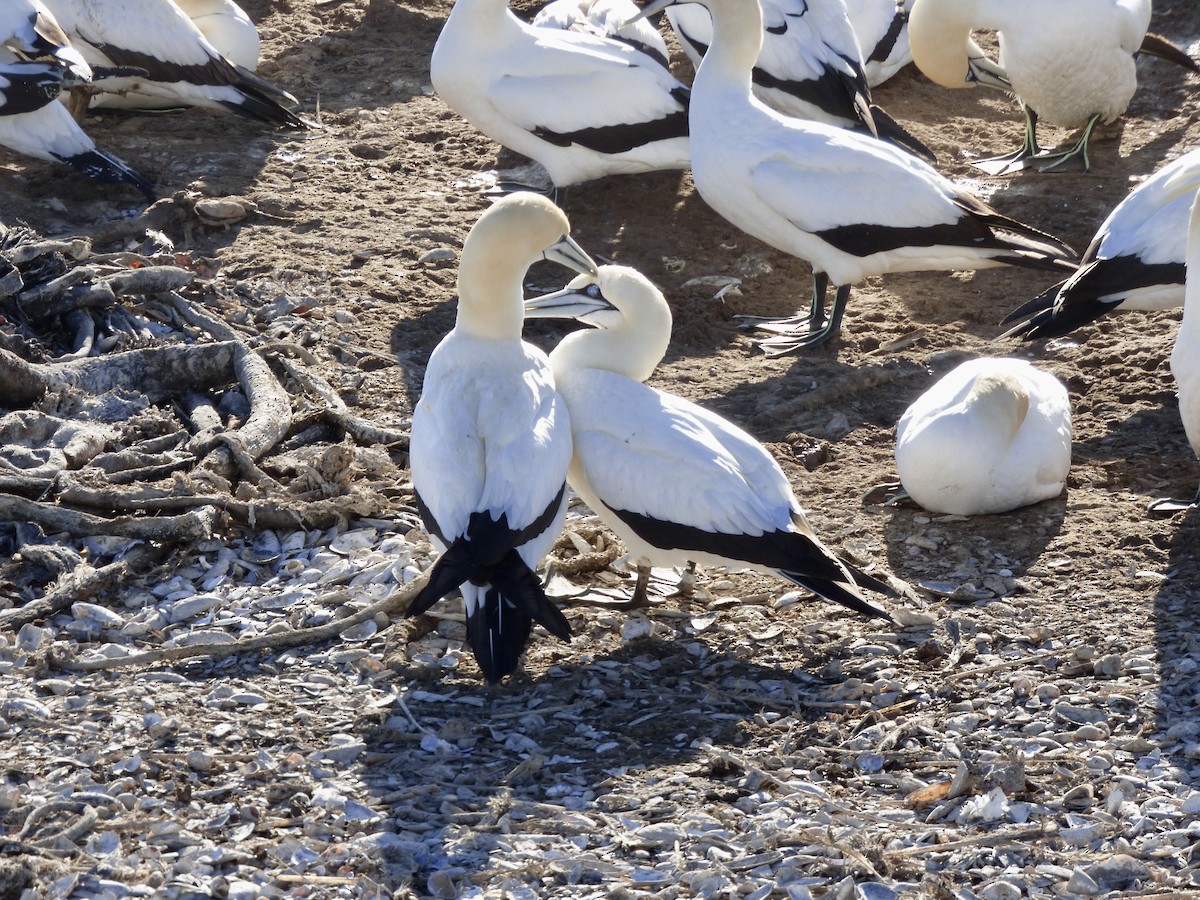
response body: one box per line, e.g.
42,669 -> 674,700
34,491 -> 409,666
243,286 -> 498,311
0,542 -> 167,630
57,570 -> 430,672
0,493 -> 220,542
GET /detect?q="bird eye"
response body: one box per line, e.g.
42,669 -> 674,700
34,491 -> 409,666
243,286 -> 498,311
585,283 -> 602,299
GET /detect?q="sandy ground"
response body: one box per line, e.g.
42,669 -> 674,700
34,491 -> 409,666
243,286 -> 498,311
3,0 -> 1200,896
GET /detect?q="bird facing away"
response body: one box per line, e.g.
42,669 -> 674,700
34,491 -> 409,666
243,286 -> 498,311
407,193 -> 598,684
908,0 -> 1198,174
431,0 -> 690,189
525,264 -> 897,618
0,57 -> 154,198
845,0 -> 913,87
894,357 -> 1072,516
1154,177 -> 1200,514
1002,147 -> 1200,341
533,0 -> 670,69
634,0 -> 1077,355
39,0 -> 304,127
664,0 -> 934,161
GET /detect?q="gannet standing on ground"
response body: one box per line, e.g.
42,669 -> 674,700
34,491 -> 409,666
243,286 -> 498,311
892,357 -> 1072,515
407,193 -> 597,684
845,0 -> 913,87
908,0 -> 1198,174
0,58 -> 154,198
633,0 -> 1077,355
1002,147 -> 1200,340
432,0 -> 690,190
39,0 -> 304,127
533,0 -> 670,68
663,0 -> 933,160
1153,183 -> 1200,514
525,264 -> 897,616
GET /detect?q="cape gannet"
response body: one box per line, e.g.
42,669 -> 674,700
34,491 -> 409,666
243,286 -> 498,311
634,0 -> 1077,355
908,0 -> 1198,174
432,0 -> 690,189
40,0 -> 304,127
0,57 -> 153,198
1002,147 -> 1200,340
408,193 -> 597,683
894,357 -> 1072,515
1152,171 -> 1200,515
526,264 -> 897,616
664,0 -> 933,160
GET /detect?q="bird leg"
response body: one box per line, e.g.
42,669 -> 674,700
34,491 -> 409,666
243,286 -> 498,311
1030,114 -> 1101,173
862,480 -> 913,507
971,106 -> 1042,176
749,281 -> 852,356
1147,482 -> 1200,517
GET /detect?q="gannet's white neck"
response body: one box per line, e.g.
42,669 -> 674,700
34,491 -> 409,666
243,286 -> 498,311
456,194 -> 576,342
687,0 -> 762,99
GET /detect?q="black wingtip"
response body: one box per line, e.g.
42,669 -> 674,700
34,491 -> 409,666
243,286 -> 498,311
57,148 -> 155,201
870,104 -> 937,164
782,570 -> 893,621
999,281 -> 1064,327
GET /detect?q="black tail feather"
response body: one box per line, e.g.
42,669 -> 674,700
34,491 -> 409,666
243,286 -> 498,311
1139,32 -> 1199,72
57,148 -> 155,200
406,540 -> 478,618
466,587 -> 535,684
465,552 -> 571,683
491,549 -> 572,641
844,563 -> 899,600
217,88 -> 307,129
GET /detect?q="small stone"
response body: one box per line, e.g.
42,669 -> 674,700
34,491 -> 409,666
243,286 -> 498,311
1085,854 -> 1149,889
1065,867 -> 1101,896
978,882 -> 1021,900
1062,784 -> 1094,810
187,750 -> 215,772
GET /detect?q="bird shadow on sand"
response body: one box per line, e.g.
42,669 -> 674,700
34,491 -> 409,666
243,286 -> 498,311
356,629 -> 895,895
1152,503 -> 1200,781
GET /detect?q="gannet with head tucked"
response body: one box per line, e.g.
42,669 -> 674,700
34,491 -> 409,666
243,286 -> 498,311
432,0 -> 690,189
894,357 -> 1072,515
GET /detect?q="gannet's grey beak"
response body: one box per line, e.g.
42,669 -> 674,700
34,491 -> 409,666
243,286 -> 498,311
966,54 -> 1011,90
524,275 -> 613,321
542,234 -> 598,276
622,0 -> 675,27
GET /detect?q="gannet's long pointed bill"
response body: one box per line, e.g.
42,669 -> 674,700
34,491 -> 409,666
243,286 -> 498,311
541,234 -> 599,276
524,273 -> 614,321
622,0 -> 676,28
966,51 -> 1010,90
